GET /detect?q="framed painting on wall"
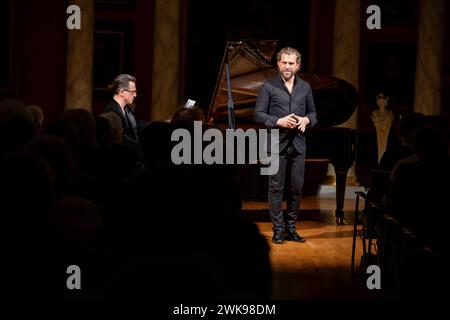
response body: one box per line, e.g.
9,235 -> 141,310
93,22 -> 132,91
362,41 -> 417,112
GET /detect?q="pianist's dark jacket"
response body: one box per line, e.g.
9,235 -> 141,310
104,99 -> 148,149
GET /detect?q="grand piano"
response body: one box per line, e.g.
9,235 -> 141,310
206,40 -> 358,225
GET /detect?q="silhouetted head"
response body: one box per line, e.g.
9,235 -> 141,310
412,123 -> 448,161
61,109 -> 97,146
99,112 -> 123,144
170,106 -> 204,125
0,99 -> 36,155
27,104 -> 44,134
0,151 -> 55,229
397,112 -> 426,147
95,116 -> 113,148
27,135 -> 78,195
0,98 -> 32,124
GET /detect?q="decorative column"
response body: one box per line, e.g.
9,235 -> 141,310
328,0 -> 361,185
65,0 -> 94,111
151,0 -> 180,121
332,0 -> 360,128
414,0 -> 445,116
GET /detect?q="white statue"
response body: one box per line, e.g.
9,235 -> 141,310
371,93 -> 394,162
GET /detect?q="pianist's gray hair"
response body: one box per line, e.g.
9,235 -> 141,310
111,74 -> 137,93
276,47 -> 302,64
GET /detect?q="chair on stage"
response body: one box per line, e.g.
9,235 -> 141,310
351,169 -> 391,274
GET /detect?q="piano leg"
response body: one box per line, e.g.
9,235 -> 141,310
332,162 -> 350,225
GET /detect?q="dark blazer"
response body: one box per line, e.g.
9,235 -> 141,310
254,75 -> 318,154
104,99 -> 139,147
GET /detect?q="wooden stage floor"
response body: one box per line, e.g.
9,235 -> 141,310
241,197 -> 382,300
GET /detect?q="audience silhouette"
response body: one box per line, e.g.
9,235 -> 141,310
0,98 -> 271,299
382,117 -> 450,298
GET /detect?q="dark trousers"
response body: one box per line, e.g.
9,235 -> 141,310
268,145 -> 305,232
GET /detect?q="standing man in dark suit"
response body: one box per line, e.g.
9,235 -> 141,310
254,47 -> 317,244
104,74 -> 140,149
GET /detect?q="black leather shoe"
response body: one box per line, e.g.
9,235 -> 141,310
272,231 -> 284,244
287,228 -> 306,243
336,217 -> 348,225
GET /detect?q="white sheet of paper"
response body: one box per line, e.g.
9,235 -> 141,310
184,99 -> 196,109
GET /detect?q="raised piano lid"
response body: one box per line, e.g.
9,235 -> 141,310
207,40 -> 358,127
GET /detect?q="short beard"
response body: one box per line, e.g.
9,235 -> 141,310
281,71 -> 294,81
